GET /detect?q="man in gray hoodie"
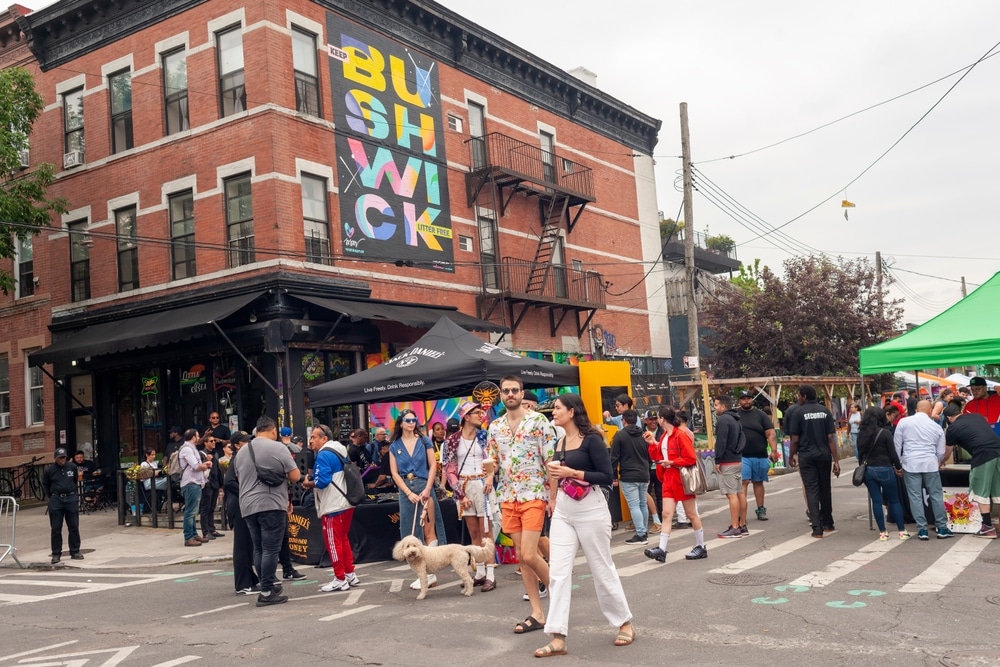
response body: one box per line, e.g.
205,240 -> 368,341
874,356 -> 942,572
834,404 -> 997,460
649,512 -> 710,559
611,409 -> 652,544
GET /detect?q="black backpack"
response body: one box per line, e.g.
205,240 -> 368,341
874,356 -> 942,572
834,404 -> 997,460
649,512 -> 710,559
329,450 -> 367,506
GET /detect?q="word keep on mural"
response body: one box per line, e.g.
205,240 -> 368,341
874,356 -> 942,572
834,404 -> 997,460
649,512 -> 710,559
327,13 -> 454,271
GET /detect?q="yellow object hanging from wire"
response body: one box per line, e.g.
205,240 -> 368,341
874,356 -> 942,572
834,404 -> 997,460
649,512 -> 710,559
842,199 -> 856,220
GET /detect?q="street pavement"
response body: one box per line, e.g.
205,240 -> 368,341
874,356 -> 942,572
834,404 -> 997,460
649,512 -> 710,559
3,463 -> 1000,666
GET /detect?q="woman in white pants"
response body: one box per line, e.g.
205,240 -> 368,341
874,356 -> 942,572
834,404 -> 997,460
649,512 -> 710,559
535,393 -> 635,658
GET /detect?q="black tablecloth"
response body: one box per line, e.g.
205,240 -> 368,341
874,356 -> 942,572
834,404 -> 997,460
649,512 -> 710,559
289,496 -> 461,565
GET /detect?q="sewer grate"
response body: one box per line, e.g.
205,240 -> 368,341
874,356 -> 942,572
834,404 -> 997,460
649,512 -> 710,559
986,595 -> 1000,606
940,650 -> 1000,666
707,573 -> 785,587
980,557 -> 1000,565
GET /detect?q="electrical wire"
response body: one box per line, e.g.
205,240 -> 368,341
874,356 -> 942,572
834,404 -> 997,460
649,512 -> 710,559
603,201 -> 683,297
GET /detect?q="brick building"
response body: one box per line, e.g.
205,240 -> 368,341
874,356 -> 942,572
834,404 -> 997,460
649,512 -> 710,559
0,0 -> 666,471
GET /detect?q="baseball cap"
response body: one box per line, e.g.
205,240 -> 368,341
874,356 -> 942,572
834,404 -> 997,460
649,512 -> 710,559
458,401 -> 482,421
643,409 -> 658,420
522,391 -> 540,404
54,447 -> 68,459
279,427 -> 293,437
738,390 -> 753,399
290,435 -> 304,445
446,417 -> 460,434
970,377 -> 988,387
169,426 -> 182,435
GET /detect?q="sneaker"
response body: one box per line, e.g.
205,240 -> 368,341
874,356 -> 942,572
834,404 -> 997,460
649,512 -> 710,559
184,538 -> 203,547
674,522 -> 692,530
236,585 -> 261,596
283,569 -> 306,580
917,528 -> 929,541
975,525 -> 998,539
755,506 -> 768,521
321,578 -> 350,592
937,527 -> 954,539
643,547 -> 667,563
70,553 -> 84,560
684,545 -> 708,560
256,591 -> 289,607
811,528 -> 824,539
899,532 -> 911,541
523,583 -> 548,601
717,526 -> 742,539
409,574 -> 437,590
879,532 -> 888,542
650,522 -> 662,533
625,534 -> 648,545
739,525 -> 749,536
345,572 -> 361,587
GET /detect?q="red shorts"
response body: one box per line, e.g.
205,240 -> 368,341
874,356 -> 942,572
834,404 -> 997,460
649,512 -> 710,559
661,467 -> 695,502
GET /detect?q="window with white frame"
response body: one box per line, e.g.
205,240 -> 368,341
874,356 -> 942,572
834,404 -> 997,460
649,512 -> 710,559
116,206 -> 139,291
458,235 -> 473,252
109,69 -> 133,153
16,236 -> 33,299
163,49 -> 189,134
447,114 -> 462,132
291,27 -> 320,117
26,351 -> 43,426
225,174 -> 254,267
170,191 -> 196,279
0,355 -> 9,428
301,174 -> 330,264
63,87 -> 85,156
217,26 -> 246,117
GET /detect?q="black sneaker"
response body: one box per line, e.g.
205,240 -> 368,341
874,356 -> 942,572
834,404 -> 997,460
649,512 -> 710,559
625,534 -> 648,545
718,526 -> 742,539
643,547 -> 667,563
283,569 -> 306,580
684,545 -> 708,560
236,585 -> 261,596
811,528 -> 824,539
739,525 -> 749,536
256,591 -> 289,607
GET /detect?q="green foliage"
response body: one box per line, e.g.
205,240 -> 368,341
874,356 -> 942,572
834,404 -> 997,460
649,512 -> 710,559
731,258 -> 765,295
0,67 -> 66,294
660,218 -> 683,240
704,233 -> 735,253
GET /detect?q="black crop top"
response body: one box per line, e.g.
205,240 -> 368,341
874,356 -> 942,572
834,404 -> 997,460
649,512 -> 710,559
556,432 -> 613,486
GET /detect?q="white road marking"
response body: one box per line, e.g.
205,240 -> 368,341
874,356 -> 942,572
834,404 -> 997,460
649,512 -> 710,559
181,603 -> 246,618
616,530 -> 762,577
789,536 -> 903,588
318,604 -> 379,621
0,570 -> 220,607
149,657 -> 201,667
388,579 -> 403,592
343,589 -> 364,605
900,535 -> 993,593
710,533 -> 819,575
15,645 -> 139,666
386,564 -> 411,571
0,641 -> 78,663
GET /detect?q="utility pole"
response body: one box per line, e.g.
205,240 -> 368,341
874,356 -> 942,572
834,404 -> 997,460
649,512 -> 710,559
875,250 -> 883,321
961,276 -> 967,298
680,102 -> 699,375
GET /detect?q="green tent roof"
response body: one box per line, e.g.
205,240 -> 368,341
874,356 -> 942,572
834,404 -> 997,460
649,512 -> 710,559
859,271 -> 1000,374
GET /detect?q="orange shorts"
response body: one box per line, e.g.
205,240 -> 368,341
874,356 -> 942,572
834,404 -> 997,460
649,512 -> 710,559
500,500 -> 547,533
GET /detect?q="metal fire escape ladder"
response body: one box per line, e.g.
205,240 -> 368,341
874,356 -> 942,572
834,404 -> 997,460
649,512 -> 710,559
524,195 -> 569,294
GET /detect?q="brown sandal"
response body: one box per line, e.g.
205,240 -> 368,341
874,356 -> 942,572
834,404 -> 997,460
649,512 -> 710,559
534,642 -> 567,658
614,625 -> 636,646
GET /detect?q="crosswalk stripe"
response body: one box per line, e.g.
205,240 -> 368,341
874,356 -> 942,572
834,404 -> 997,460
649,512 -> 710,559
789,536 -> 904,588
616,530 -> 763,578
710,533 -> 818,575
900,536 -> 992,593
318,604 -> 379,621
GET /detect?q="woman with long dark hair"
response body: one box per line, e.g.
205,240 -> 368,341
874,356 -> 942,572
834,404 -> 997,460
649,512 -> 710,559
534,393 -> 634,658
856,407 -> 908,541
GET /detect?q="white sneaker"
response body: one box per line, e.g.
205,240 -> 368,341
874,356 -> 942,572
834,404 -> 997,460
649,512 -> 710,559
321,578 -> 349,592
345,572 -> 360,587
409,574 -> 437,590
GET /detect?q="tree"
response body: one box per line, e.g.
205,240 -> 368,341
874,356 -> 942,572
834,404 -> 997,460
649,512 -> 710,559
731,258 -> 764,295
0,67 -> 66,294
660,217 -> 682,240
702,255 -> 903,377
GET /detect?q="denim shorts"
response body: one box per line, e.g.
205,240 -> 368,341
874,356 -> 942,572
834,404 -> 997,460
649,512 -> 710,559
742,457 -> 771,483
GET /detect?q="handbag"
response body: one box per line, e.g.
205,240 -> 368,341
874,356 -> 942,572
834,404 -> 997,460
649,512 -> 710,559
853,430 -> 879,487
679,463 -> 707,496
247,441 -> 287,487
556,436 -> 593,501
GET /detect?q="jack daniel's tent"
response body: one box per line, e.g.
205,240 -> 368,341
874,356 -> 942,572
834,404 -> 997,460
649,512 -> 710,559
307,316 -> 579,406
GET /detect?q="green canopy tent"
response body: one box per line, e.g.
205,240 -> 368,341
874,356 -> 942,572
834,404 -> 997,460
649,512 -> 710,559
859,271 -> 1000,375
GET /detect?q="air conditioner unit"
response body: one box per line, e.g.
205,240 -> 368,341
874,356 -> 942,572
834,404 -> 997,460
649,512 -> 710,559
18,149 -> 29,169
63,150 -> 84,169
0,414 -> 9,430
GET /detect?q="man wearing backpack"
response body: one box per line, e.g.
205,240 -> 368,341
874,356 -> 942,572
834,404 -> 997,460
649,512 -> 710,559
714,395 -> 746,538
302,424 -> 359,593
788,384 -> 840,539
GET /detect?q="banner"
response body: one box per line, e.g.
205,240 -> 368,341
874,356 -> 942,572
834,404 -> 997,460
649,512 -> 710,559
327,13 -> 454,271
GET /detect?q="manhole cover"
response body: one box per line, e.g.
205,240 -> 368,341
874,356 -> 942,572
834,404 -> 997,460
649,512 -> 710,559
940,650 -> 1000,666
986,595 -> 1000,606
707,573 -> 785,587
980,557 -> 1000,565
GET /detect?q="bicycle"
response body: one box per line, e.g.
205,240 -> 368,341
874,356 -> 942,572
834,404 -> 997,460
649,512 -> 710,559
0,455 -> 46,500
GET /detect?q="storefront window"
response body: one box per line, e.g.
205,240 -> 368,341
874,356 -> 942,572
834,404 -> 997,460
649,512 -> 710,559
116,372 -> 137,464
140,369 -> 163,454
213,357 -> 239,432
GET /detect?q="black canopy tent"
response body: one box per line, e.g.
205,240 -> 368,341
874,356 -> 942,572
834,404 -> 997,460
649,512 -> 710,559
307,316 -> 580,406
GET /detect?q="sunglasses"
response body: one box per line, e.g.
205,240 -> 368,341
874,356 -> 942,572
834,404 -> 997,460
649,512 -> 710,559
501,388 -> 521,395
402,418 -> 418,424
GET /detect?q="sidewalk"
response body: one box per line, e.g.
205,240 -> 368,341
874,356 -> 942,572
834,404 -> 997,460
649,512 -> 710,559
1,502 -> 233,570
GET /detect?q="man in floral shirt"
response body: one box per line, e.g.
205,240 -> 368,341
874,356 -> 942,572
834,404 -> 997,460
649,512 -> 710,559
488,375 -> 555,634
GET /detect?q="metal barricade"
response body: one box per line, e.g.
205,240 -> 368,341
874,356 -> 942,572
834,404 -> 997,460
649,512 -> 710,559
0,495 -> 25,568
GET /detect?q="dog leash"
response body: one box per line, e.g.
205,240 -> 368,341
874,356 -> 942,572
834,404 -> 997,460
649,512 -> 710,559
410,496 -> 428,536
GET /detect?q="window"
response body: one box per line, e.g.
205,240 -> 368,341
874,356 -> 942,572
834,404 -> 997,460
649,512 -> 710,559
16,236 -> 33,298
109,70 -> 133,153
476,206 -> 499,290
447,114 -> 463,132
116,207 -> 139,291
224,174 -> 254,267
26,352 -> 43,426
163,49 -> 189,134
0,356 -> 8,428
68,220 -> 90,302
468,102 -> 486,169
63,87 -> 85,155
539,130 -> 556,183
217,26 -> 246,117
301,174 -> 330,264
458,235 -> 473,252
551,234 -> 567,298
291,28 -> 320,117
169,191 -> 196,280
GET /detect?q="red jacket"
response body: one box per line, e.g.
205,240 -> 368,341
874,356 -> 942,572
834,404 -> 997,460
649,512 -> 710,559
648,428 -> 696,482
964,394 -> 1000,424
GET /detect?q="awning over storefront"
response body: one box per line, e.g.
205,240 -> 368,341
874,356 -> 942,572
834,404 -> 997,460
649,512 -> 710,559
289,293 -> 507,334
29,292 -> 263,367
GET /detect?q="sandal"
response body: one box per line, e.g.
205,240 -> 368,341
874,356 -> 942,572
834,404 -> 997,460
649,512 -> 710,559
534,642 -> 567,658
514,616 -> 544,634
614,625 -> 636,646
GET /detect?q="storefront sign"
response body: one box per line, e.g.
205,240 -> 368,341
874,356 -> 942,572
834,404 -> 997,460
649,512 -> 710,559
181,364 -> 207,394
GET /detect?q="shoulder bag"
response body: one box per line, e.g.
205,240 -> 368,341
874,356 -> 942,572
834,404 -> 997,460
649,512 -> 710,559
852,430 -> 879,487
247,441 -> 287,487
556,436 -> 593,500
677,431 -> 708,496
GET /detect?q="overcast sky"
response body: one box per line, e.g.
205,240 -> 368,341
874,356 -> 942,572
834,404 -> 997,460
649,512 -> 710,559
17,0 -> 999,324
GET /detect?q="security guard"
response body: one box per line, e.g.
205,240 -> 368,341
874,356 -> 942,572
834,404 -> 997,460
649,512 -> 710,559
41,448 -> 83,564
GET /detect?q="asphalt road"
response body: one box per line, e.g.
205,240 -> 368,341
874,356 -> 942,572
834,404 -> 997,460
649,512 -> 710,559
3,468 -> 999,667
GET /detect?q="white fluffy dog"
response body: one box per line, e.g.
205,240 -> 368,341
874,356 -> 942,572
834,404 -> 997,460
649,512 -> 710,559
392,536 -> 492,600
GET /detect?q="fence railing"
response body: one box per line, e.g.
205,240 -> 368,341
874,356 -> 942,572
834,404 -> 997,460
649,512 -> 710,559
496,257 -> 605,306
468,132 -> 595,201
0,495 -> 24,568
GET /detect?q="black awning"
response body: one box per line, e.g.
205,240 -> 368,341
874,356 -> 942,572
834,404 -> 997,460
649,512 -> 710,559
289,293 -> 508,334
29,292 -> 263,366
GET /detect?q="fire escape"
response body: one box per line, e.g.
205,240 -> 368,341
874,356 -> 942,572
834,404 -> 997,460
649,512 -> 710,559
465,132 -> 603,337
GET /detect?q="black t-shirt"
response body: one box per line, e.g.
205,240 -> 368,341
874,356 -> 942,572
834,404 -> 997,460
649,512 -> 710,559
557,432 -> 613,487
945,413 -> 1000,468
737,407 -> 773,458
789,401 -> 835,460
209,424 -> 232,443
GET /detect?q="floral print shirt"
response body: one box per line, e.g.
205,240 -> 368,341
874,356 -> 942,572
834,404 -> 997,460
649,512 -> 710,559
487,411 -> 556,504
